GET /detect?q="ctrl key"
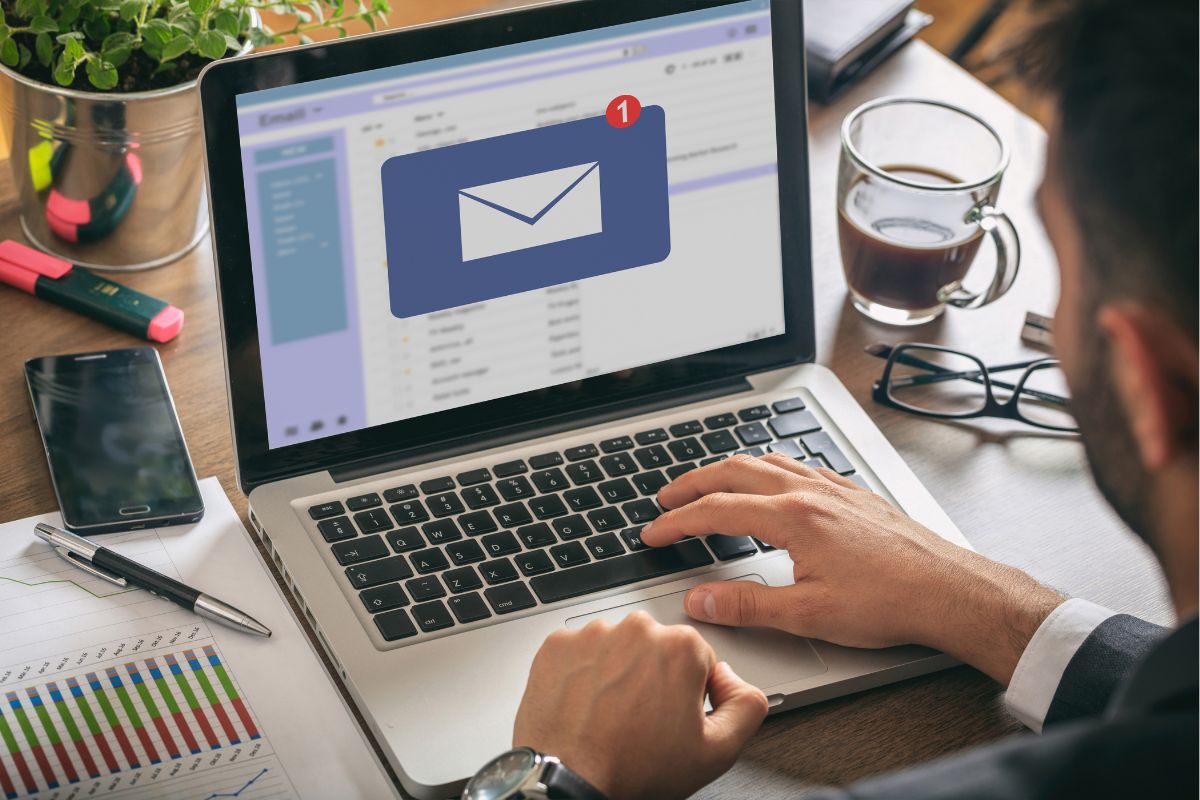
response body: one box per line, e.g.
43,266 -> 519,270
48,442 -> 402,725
484,582 -> 537,615
374,608 -> 417,641
412,600 -> 455,633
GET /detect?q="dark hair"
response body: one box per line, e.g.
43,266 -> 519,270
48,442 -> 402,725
1007,0 -> 1198,337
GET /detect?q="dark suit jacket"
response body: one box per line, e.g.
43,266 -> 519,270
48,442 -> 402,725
818,615 -> 1199,799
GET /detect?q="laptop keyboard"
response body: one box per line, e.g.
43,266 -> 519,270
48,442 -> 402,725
304,395 -> 867,645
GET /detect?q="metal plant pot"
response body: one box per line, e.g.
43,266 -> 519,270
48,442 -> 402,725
0,35 -> 253,271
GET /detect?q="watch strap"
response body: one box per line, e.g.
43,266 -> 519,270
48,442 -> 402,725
540,760 -> 607,800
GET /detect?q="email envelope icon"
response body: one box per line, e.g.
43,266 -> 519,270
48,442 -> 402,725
381,106 -> 670,318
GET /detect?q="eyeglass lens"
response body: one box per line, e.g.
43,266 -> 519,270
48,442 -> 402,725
886,347 -> 989,416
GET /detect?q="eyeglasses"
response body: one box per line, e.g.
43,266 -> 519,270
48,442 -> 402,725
868,343 -> 1079,433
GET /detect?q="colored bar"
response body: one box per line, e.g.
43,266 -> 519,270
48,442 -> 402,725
0,756 -> 14,800
0,708 -> 36,796
183,650 -> 240,744
105,668 -> 161,765
5,691 -> 58,789
66,677 -> 120,774
125,663 -> 181,760
86,673 -> 140,770
25,688 -> 78,784
164,654 -> 221,750
146,658 -> 202,755
203,646 -> 260,740
47,682 -> 100,779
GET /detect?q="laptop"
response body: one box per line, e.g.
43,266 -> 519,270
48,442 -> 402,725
198,0 -> 971,796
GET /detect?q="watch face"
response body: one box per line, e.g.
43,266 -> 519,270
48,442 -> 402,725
467,748 -> 537,800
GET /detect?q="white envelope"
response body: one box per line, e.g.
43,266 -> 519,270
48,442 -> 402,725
458,162 -> 602,262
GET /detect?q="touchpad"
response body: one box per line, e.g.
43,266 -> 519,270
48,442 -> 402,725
565,575 -> 827,691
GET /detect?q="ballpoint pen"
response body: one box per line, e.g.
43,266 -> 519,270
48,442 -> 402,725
34,522 -> 272,638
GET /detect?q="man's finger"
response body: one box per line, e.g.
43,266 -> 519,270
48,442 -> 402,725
703,661 -> 768,762
640,493 -> 778,547
684,579 -> 789,628
657,455 -> 800,509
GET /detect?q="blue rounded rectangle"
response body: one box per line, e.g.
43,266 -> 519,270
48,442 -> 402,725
381,106 -> 671,318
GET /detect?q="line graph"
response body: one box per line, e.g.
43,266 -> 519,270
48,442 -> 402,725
0,574 -> 138,600
205,767 -> 269,799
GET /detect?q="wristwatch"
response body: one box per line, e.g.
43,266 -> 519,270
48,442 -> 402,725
462,747 -> 607,800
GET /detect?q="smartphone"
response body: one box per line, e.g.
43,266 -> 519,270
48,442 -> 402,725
25,347 -> 204,534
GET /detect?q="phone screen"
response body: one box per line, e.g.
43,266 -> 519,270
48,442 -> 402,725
25,348 -> 204,533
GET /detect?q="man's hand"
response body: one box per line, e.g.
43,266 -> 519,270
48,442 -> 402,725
642,454 -> 1064,685
513,611 -> 768,800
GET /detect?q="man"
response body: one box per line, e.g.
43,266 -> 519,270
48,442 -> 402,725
507,1 -> 1198,797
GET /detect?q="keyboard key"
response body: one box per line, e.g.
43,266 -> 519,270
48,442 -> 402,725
462,484 -> 501,509
734,422 -> 772,446
354,508 -> 394,534
528,453 -> 562,469
565,444 -> 599,461
494,502 -> 533,528
623,499 -> 661,524
457,468 -> 491,486
754,537 -> 777,552
360,583 -> 408,613
332,536 -> 388,566
449,592 -> 491,623
769,410 -> 822,438
707,535 -> 758,561
666,462 -> 697,480
633,445 -> 671,470
481,557 -> 519,585
620,526 -> 648,551
704,413 -> 737,429
700,455 -> 728,465
736,447 -> 765,457
767,439 -> 804,458
374,609 -> 417,641
586,533 -> 626,559
481,531 -> 521,557
410,547 -> 450,573
460,510 -> 499,536
405,575 -> 446,602
598,477 -> 637,503
738,405 -> 771,421
412,600 -> 454,633
497,476 -> 535,501
800,432 -> 855,474
390,500 -> 429,525
599,452 -> 638,477
386,527 -> 424,552
383,485 -> 418,503
529,494 -> 568,520
495,459 -> 529,477
530,539 -> 715,604
308,501 -> 344,520
484,582 -> 536,614
563,486 -> 603,512
517,550 -> 555,576
668,437 -> 706,462
848,473 -> 871,490
565,460 -> 603,485
701,430 -> 738,453
599,436 -> 634,453
530,468 -> 569,494
552,515 -> 591,540
634,428 -> 669,445
518,523 -> 557,549
317,516 -> 355,543
633,471 -> 668,496
587,506 -> 625,532
802,457 -> 827,470
772,396 -> 806,413
346,556 -> 413,589
422,519 -> 462,544
550,541 -> 590,568
446,539 -> 486,565
444,566 -> 483,593
427,492 -> 465,518
420,476 -> 455,494
346,492 -> 382,511
669,420 -> 703,437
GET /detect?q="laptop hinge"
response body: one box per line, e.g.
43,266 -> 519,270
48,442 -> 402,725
328,374 -> 753,485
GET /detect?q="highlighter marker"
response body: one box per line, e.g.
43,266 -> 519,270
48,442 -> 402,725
0,240 -> 183,342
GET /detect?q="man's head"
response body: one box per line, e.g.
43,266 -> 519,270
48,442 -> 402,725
1011,0 -> 1197,557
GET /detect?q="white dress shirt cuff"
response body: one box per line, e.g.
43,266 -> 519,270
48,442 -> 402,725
1005,598 -> 1117,733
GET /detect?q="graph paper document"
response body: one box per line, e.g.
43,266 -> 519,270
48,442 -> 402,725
0,478 -> 398,800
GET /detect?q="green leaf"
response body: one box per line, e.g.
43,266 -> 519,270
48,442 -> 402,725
101,31 -> 136,66
153,60 -> 178,76
248,27 -> 273,47
85,57 -> 119,89
34,31 -> 52,66
194,29 -> 226,59
53,53 -> 76,85
83,16 -> 111,41
29,16 -> 58,34
55,31 -> 84,43
214,9 -> 239,37
63,37 -> 84,61
2,36 -> 20,67
17,43 -> 31,69
161,33 -> 192,61
170,15 -> 199,37
188,0 -> 215,14
221,31 -> 240,51
120,1 -> 143,22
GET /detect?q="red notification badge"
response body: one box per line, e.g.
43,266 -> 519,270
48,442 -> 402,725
606,95 -> 642,128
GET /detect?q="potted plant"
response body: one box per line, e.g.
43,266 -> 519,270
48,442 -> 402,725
0,0 -> 389,270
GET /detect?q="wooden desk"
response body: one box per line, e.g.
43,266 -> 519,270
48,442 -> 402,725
0,30 -> 1173,799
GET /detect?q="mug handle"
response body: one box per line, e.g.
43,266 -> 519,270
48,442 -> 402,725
937,204 -> 1021,309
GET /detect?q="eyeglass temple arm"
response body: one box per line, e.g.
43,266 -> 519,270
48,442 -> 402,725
887,351 -> 1068,406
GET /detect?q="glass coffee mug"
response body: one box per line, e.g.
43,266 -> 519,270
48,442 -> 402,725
838,97 -> 1020,325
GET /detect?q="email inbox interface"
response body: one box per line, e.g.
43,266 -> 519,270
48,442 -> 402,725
236,1 -> 784,448
381,106 -> 671,318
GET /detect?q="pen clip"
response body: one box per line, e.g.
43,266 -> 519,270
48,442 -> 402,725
52,546 -> 128,588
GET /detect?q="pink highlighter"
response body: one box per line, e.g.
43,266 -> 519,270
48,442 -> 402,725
0,240 -> 183,342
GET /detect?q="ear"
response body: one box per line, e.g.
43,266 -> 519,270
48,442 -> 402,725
1097,304 -> 1199,470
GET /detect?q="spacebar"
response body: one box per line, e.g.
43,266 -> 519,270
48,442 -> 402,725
530,539 -> 715,604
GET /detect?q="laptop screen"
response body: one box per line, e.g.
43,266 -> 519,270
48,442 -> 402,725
235,0 -> 782,450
